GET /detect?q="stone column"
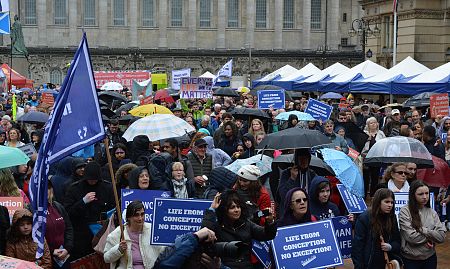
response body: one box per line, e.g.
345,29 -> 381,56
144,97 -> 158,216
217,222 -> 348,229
302,0 -> 311,49
37,0 -> 47,46
188,0 -> 197,49
216,0 -> 226,49
129,0 -> 138,47
246,0 -> 255,46
68,0 -> 78,46
328,0 -> 340,50
274,0 -> 283,50
158,0 -> 168,48
98,0 -> 108,46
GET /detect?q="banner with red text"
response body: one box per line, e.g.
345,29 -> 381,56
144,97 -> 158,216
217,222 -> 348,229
94,71 -> 150,89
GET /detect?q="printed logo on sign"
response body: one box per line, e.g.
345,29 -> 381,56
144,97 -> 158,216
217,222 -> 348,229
161,192 -> 171,198
63,103 -> 72,116
339,217 -> 349,225
301,255 -> 316,266
123,190 -> 134,197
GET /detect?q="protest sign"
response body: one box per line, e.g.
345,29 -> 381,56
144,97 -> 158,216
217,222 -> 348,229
257,89 -> 285,109
331,217 -> 352,259
394,192 -> 434,217
271,219 -> 343,269
305,98 -> 333,122
347,147 -> 360,160
151,198 -> 211,245
172,68 -> 191,90
252,241 -> 271,268
180,77 -> 213,99
94,70 -> 150,89
336,184 -> 367,214
430,93 -> 449,118
121,189 -> 171,224
18,143 -> 37,158
0,197 -> 24,222
41,92 -> 55,106
140,95 -> 153,105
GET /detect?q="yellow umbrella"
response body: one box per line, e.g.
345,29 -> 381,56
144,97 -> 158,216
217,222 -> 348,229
129,104 -> 173,117
236,86 -> 250,94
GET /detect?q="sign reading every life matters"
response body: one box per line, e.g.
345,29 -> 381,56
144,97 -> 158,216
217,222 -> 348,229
304,98 -> 333,122
271,219 -> 343,269
336,184 -> 367,214
121,189 -> 171,224
257,89 -> 286,109
151,198 -> 211,245
180,77 -> 213,99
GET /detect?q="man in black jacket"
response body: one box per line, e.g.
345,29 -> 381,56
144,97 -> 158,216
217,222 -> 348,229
188,139 -> 214,198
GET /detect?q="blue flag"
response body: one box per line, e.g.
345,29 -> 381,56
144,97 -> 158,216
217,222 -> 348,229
29,32 -> 105,258
213,59 -> 232,85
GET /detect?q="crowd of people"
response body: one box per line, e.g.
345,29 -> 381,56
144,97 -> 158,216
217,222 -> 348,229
0,86 -> 449,269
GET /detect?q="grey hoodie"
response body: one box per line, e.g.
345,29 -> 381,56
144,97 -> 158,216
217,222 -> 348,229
204,136 -> 232,167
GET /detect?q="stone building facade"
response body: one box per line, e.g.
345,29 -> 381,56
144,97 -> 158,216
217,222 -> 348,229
2,0 -> 366,86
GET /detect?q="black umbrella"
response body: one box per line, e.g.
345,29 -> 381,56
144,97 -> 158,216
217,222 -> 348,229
102,114 -> 109,123
213,87 -> 240,97
101,108 -> 116,119
230,107 -> 270,120
17,111 -> 49,124
118,114 -> 139,125
256,127 -> 331,150
115,102 -> 139,115
273,154 -> 335,176
402,92 -> 435,107
333,121 -> 368,152
98,91 -> 128,103
99,100 -> 109,107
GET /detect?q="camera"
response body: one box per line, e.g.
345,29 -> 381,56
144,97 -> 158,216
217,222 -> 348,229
203,241 -> 247,258
254,209 -> 270,219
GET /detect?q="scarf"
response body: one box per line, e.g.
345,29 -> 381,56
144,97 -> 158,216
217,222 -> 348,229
172,178 -> 188,199
388,179 -> 410,192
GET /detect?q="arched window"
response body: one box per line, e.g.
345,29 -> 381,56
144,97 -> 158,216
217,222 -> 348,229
50,69 -> 63,85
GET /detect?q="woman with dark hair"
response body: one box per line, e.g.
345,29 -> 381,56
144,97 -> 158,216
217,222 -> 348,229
128,166 -> 168,191
104,200 -> 167,268
216,121 -> 240,157
202,190 -> 276,269
102,143 -> 129,181
4,128 -> 25,148
352,188 -> 401,269
286,114 -> 298,129
0,130 -> 6,145
240,133 -> 256,158
399,181 -> 446,269
278,187 -> 315,227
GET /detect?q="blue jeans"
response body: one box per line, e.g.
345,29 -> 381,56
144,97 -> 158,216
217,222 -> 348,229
403,254 -> 437,269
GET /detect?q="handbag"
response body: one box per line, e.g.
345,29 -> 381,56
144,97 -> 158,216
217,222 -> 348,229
93,213 -> 117,255
380,236 -> 402,269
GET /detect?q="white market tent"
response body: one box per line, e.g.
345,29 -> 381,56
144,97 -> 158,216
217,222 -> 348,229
272,63 -> 321,90
319,60 -> 387,93
350,56 -> 430,94
200,71 -> 229,87
293,62 -> 349,91
252,64 -> 298,87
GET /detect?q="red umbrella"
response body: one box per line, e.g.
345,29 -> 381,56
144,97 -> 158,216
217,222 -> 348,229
154,89 -> 174,103
416,156 -> 450,187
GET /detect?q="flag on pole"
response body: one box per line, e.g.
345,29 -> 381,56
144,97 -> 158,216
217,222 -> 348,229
0,0 -> 9,12
12,94 -> 16,120
213,59 -> 233,85
29,32 -> 105,258
393,0 -> 398,13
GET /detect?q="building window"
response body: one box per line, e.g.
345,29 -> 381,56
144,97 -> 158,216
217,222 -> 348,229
341,38 -> 348,46
384,16 -> 391,48
342,13 -> 347,22
50,69 -> 63,85
199,0 -> 211,27
171,0 -> 183,27
311,0 -> 321,29
54,0 -> 67,25
142,0 -> 154,26
283,0 -> 294,29
84,0 -> 96,26
227,0 -> 239,27
24,0 -> 37,25
255,0 -> 266,28
113,0 -> 125,26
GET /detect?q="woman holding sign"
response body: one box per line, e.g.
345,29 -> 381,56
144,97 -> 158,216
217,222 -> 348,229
352,188 -> 401,269
399,181 -> 446,269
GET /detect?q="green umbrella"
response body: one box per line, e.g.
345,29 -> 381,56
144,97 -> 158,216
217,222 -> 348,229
0,146 -> 30,169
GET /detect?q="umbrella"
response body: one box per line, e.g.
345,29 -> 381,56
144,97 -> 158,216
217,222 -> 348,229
225,154 -> 273,176
129,104 -> 173,117
154,89 -> 175,103
39,88 -> 58,94
256,128 -> 331,150
122,114 -> 195,141
320,148 -> 364,197
416,156 -> 450,188
230,107 -> 270,120
118,114 -> 139,125
115,102 -> 139,115
275,111 -> 315,121
402,92 -> 434,107
236,86 -> 250,94
379,103 -> 403,111
273,154 -> 335,176
319,92 -> 343,100
17,111 -> 49,124
101,82 -> 124,91
0,255 -> 42,269
364,136 -> 434,168
100,108 -> 116,119
18,87 -> 33,93
213,87 -> 240,97
98,91 -> 128,103
0,146 -> 30,169
333,121 -> 368,152
99,99 -> 109,107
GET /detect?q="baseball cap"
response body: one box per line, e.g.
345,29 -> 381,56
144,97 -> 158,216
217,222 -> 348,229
391,109 -> 400,115
194,138 -> 208,147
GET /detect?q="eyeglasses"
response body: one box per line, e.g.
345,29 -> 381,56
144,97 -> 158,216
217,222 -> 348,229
292,198 -> 308,204
394,171 -> 407,175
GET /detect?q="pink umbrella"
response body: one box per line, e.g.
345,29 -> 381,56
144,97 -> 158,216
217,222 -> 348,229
416,156 -> 450,188
0,255 -> 42,269
154,89 -> 175,103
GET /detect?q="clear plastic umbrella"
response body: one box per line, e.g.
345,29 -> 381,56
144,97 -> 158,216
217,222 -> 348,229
364,136 -> 433,168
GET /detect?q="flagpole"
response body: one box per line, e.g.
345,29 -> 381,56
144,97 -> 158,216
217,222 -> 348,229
9,14 -> 12,92
391,2 -> 398,103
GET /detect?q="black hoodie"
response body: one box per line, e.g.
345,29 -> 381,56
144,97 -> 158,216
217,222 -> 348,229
31,129 -> 44,151
308,176 -> 340,220
128,166 -> 169,190
240,133 -> 256,159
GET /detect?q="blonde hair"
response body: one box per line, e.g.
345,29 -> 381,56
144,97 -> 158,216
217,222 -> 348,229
249,119 -> 265,136
0,168 -> 20,197
172,162 -> 184,171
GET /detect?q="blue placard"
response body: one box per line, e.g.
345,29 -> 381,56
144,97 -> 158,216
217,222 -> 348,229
151,198 -> 212,245
121,189 -> 171,223
304,98 -> 333,122
252,241 -> 271,268
271,219 -> 343,269
257,89 -> 286,109
336,184 -> 367,214
331,217 -> 352,259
